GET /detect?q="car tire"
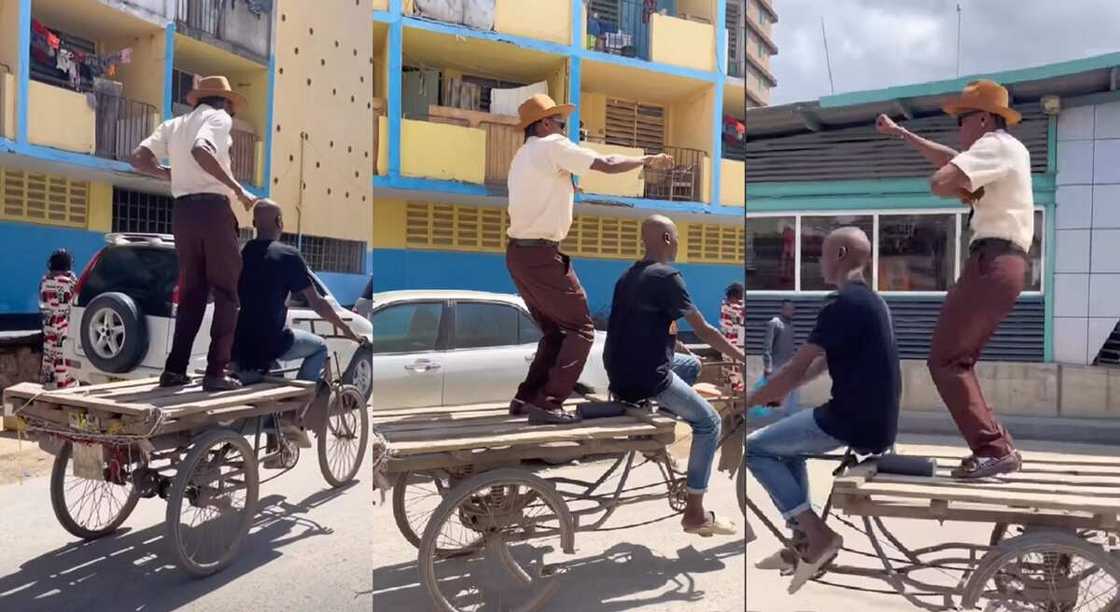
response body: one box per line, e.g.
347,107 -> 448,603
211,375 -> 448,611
342,344 -> 373,401
80,292 -> 148,374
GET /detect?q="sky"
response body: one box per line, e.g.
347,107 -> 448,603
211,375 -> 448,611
768,0 -> 1120,105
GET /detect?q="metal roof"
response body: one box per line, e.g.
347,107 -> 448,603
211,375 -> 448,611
747,53 -> 1120,139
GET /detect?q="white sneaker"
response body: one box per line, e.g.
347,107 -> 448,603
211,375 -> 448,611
787,534 -> 843,594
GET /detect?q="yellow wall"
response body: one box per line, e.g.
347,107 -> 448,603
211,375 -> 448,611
377,115 -> 387,175
580,92 -> 607,142
720,159 -> 744,207
0,0 -> 20,82
373,32 -> 388,99
578,141 -> 644,197
650,14 -> 715,73
669,87 -> 713,154
372,0 -> 388,10
494,0 -> 571,45
269,0 -> 373,243
28,81 -> 95,154
87,181 -> 112,232
106,31 -> 165,111
372,198 -> 407,248
402,119 -> 485,183
547,64 -> 567,109
1,72 -> 14,140
677,0 -> 715,20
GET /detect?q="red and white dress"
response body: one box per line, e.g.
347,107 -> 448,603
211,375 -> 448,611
719,298 -> 745,392
39,272 -> 77,390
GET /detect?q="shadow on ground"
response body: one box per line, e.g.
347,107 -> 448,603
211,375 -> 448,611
0,483 -> 355,612
373,538 -> 744,611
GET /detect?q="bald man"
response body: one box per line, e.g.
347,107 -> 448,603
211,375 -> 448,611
745,227 -> 901,594
232,200 -> 361,389
604,215 -> 745,537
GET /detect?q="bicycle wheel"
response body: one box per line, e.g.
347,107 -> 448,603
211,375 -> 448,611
963,529 -> 1120,612
419,468 -> 576,612
317,384 -> 369,487
165,428 -> 259,578
50,442 -> 141,540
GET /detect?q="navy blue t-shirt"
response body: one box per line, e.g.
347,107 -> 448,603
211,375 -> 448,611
232,239 -> 312,371
809,281 -> 901,453
604,261 -> 694,402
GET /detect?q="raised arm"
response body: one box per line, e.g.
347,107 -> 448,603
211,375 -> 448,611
876,114 -> 960,169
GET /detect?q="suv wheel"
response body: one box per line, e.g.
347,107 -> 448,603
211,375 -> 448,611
342,344 -> 373,401
80,293 -> 148,374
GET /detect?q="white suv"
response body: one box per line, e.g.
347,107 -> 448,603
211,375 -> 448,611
63,233 -> 373,398
369,290 -> 610,410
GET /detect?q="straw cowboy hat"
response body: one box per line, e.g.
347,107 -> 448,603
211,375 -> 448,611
185,75 -> 246,114
941,79 -> 1021,125
518,94 -> 575,129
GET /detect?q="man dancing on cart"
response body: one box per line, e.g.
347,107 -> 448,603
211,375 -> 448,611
876,80 -> 1031,478
604,215 -> 745,537
744,227 -> 901,593
506,94 -> 672,425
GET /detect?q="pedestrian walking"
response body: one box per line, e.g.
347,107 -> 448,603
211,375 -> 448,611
876,79 -> 1031,478
720,282 -> 745,392
39,249 -> 77,390
506,93 -> 672,424
130,75 -> 258,392
763,300 -> 799,414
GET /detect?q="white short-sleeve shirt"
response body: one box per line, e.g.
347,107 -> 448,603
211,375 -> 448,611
139,104 -> 235,199
506,134 -> 599,242
949,130 -> 1034,252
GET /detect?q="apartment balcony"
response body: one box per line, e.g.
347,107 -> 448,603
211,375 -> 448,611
584,0 -> 716,72
727,0 -> 746,78
175,0 -> 272,65
400,0 -> 572,45
0,66 -> 14,140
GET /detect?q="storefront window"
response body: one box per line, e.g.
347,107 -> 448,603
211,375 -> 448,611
800,215 -> 874,291
959,210 -> 1044,291
878,214 -> 956,291
746,216 -> 795,291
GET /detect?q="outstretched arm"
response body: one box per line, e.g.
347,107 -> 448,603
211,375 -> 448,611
590,153 -> 671,175
747,344 -> 824,406
300,286 -> 361,342
876,114 -> 960,169
684,308 -> 745,364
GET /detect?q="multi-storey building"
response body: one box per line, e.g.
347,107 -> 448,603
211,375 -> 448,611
742,0 -> 775,107
372,0 -> 746,326
0,0 -> 373,328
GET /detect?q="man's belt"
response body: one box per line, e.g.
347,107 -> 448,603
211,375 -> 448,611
509,238 -> 559,247
969,238 -> 1027,257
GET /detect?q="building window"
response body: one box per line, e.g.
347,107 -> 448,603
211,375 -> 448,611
747,209 -> 1047,293
280,234 -> 367,275
960,209 -> 1044,291
878,214 -> 956,291
745,216 -> 795,290
171,68 -> 197,109
800,215 -> 874,291
112,188 -> 174,234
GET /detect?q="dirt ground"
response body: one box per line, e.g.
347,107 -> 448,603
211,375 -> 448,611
0,431 -> 52,485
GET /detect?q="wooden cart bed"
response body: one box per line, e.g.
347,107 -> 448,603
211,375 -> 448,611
832,447 -> 1120,531
3,377 -> 315,438
374,389 -> 739,473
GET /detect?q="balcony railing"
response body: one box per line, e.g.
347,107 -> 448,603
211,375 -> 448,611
643,146 -> 705,201
428,105 -> 520,185
230,129 -> 257,184
587,0 -> 656,61
176,0 -> 272,62
94,92 -> 158,162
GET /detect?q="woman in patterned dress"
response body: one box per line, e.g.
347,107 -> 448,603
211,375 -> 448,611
39,249 -> 77,390
719,282 -> 745,392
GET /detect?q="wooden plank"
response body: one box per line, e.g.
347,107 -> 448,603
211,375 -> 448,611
388,420 -> 676,455
853,473 -> 1120,501
163,385 -> 311,417
383,415 -> 673,444
32,394 -> 154,416
842,480 -> 1120,515
833,493 -> 1107,530
384,437 -> 670,473
378,413 -> 529,432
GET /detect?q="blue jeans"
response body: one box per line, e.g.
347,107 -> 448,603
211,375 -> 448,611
672,352 -> 701,385
745,409 -> 844,520
656,355 -> 720,495
238,329 -> 328,384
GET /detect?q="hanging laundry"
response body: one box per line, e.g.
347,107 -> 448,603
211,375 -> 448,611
490,81 -> 549,117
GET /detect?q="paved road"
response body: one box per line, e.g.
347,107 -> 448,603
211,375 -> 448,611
373,456 -> 747,611
745,434 -> 1118,612
0,446 -> 373,612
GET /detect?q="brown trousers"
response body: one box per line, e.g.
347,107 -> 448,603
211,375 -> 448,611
165,194 -> 242,377
928,240 -> 1026,458
506,243 -> 595,411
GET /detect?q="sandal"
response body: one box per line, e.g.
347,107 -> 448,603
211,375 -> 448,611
683,511 -> 737,537
788,533 -> 842,594
526,404 -> 582,425
951,451 -> 1021,479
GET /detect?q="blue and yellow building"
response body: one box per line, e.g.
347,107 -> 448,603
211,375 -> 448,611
0,0 -> 373,328
372,0 -> 746,324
